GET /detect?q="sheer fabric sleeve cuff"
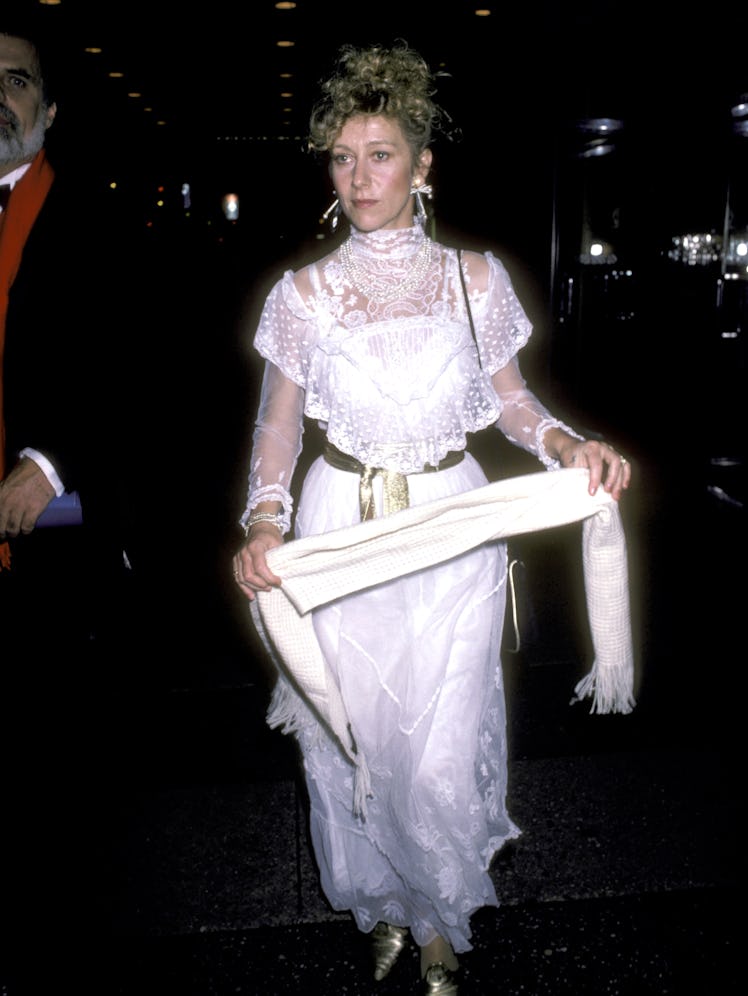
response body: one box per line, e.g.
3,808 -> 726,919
535,418 -> 586,470
239,486 -> 294,537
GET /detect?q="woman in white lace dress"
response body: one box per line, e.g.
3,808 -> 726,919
233,41 -> 630,995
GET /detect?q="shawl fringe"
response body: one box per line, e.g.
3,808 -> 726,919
266,674 -> 373,818
571,664 -> 636,714
266,678 -> 310,737
573,502 -> 636,714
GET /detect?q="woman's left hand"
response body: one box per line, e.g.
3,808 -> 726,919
559,438 -> 632,500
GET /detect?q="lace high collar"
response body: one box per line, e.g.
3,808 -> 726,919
348,224 -> 427,261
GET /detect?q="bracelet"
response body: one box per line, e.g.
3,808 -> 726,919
244,511 -> 284,534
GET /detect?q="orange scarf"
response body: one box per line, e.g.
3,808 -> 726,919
0,150 -> 55,569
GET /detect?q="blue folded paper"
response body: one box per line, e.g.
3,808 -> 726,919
36,491 -> 83,528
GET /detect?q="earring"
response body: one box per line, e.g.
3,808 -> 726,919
411,182 -> 433,228
321,196 -> 341,232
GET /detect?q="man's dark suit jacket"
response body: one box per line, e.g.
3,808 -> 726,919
0,158 -> 144,962
4,170 -> 92,491
1,159 -> 139,644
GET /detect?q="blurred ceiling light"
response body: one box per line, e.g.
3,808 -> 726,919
575,117 -> 624,135
275,2 -> 297,8
731,96 -> 748,136
572,118 -> 623,158
579,142 -> 616,157
475,9 -> 492,16
222,194 -> 239,221
277,40 -> 295,48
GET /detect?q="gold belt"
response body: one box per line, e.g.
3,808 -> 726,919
323,441 -> 464,520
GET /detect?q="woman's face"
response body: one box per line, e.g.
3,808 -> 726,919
330,114 -> 431,233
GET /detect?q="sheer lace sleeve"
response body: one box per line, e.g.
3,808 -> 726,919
240,361 -> 305,535
460,250 -> 584,469
492,356 -> 584,469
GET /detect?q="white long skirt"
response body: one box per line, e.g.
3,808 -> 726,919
269,450 -> 520,953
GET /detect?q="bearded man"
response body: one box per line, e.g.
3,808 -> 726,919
0,27 -> 62,555
1,19 -> 138,984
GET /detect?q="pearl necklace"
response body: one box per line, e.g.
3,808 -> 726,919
339,233 -> 433,305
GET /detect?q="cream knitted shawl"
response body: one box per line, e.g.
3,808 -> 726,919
251,468 -> 635,815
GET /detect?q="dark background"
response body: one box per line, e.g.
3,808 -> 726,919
26,0 -> 745,399
26,1 -> 748,267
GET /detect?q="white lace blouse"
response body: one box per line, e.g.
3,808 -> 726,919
242,224 -> 579,533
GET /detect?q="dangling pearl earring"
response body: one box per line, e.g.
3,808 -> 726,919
322,197 -> 341,232
411,182 -> 433,228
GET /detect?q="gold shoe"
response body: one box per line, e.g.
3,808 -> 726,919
372,922 -> 409,981
423,961 -> 459,995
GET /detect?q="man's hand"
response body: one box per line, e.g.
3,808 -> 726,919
0,457 -> 56,539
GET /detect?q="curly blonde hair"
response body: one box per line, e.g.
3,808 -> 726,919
308,41 -> 448,161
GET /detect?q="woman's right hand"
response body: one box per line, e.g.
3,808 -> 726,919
233,524 -> 284,602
